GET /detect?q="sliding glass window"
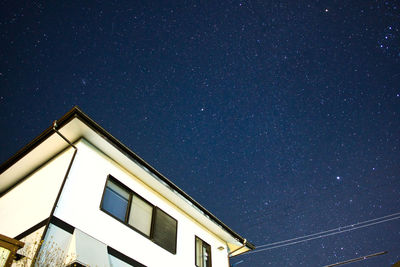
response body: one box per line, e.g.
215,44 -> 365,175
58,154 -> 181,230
101,175 -> 178,254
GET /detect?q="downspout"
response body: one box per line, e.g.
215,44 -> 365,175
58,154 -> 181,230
30,121 -> 78,266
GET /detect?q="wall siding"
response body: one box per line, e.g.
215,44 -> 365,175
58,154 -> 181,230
54,140 -> 229,267
0,148 -> 74,238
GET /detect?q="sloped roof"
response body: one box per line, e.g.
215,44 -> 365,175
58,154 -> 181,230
0,106 -> 254,255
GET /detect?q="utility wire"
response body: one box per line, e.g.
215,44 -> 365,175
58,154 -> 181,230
248,215 -> 400,254
323,251 -> 388,267
256,211 -> 400,249
246,212 -> 400,254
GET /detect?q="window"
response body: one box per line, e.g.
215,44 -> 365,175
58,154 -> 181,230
102,180 -> 130,221
152,208 -> 177,254
100,176 -> 177,254
195,237 -> 211,267
128,195 -> 153,236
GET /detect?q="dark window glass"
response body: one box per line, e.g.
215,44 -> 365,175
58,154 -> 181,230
152,208 -> 177,254
101,176 -> 178,254
102,180 -> 130,221
195,237 -> 211,267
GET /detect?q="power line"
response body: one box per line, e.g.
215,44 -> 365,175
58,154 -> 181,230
323,251 -> 388,267
256,211 -> 400,249
247,215 -> 400,253
245,212 -> 400,254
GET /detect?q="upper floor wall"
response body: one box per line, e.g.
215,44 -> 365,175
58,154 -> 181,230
0,148 -> 74,238
54,139 -> 230,267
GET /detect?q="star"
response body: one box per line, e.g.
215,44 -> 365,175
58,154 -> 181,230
1,1 -> 399,266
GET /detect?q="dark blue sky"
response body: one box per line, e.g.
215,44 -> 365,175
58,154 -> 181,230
1,1 -> 399,266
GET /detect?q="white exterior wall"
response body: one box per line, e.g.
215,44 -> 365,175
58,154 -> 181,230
54,140 -> 229,267
0,149 -> 74,238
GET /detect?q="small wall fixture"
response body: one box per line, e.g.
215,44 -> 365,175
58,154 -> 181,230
217,246 -> 225,251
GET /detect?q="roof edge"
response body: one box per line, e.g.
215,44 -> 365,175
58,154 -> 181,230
0,106 -> 81,175
0,106 -> 255,250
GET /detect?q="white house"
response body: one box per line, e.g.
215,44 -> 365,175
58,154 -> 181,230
0,107 -> 254,267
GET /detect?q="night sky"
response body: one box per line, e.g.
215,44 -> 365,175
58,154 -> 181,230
1,1 -> 399,266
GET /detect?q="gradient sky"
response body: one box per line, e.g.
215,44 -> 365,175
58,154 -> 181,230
1,1 -> 399,266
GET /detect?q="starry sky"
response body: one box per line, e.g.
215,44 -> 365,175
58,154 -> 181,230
1,1 -> 399,266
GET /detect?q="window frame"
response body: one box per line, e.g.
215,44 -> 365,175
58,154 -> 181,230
152,207 -> 178,254
100,178 -> 133,223
100,175 -> 178,254
195,236 -> 212,267
128,194 -> 155,237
